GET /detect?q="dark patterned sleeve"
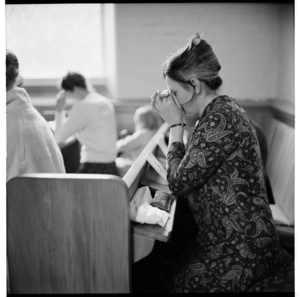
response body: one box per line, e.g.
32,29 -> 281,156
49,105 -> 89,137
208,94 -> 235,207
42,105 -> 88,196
166,106 -> 243,195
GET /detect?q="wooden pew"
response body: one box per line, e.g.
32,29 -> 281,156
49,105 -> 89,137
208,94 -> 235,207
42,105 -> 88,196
123,122 -> 177,262
266,100 -> 295,254
6,122 -> 176,292
7,174 -> 131,293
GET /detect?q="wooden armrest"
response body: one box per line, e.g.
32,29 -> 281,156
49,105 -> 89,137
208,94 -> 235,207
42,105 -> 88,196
122,122 -> 177,242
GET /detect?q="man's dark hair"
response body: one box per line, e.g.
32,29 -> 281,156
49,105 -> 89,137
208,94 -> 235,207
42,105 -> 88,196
61,72 -> 87,91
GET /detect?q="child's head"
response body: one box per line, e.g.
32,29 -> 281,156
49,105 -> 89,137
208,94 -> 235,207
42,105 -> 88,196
133,105 -> 163,131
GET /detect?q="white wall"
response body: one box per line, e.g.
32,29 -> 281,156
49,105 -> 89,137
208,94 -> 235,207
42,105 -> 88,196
109,3 -> 293,103
278,4 -> 294,104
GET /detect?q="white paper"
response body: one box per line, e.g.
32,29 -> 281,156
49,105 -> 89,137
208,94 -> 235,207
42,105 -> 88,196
130,186 -> 170,227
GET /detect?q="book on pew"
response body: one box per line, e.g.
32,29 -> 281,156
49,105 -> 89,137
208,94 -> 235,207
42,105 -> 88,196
150,191 -> 174,213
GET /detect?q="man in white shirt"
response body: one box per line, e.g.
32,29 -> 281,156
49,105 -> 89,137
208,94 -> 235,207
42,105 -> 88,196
54,72 -> 118,175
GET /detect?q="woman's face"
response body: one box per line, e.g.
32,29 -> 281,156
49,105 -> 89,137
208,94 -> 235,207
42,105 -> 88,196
165,76 -> 192,105
165,76 -> 198,118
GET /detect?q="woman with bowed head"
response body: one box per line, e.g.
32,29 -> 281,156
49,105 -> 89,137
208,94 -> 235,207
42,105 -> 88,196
150,33 -> 293,292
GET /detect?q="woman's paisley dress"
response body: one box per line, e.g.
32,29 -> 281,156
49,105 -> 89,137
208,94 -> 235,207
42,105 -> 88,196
163,95 -> 294,293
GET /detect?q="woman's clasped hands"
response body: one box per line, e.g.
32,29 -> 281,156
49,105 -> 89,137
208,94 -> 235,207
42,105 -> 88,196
151,89 -> 183,126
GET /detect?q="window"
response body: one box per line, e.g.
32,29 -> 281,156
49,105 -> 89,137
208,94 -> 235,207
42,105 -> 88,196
6,4 -> 103,84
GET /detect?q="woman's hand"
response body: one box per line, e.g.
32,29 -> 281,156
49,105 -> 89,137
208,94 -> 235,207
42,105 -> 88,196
56,90 -> 66,112
151,89 -> 183,125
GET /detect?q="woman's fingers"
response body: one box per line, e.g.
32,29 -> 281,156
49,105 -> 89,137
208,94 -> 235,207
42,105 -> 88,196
151,90 -> 158,109
160,89 -> 170,98
151,90 -> 162,110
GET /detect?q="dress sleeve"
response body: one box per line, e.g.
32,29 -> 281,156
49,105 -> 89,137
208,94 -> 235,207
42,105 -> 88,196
166,106 -> 243,195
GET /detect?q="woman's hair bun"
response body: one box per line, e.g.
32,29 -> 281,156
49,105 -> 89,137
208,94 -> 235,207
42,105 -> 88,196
206,76 -> 223,91
189,32 -> 204,47
6,49 -> 19,90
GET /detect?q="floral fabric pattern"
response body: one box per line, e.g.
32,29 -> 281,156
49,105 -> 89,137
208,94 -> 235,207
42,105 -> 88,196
164,96 -> 294,292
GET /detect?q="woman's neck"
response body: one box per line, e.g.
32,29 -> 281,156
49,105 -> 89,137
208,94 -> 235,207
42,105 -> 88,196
199,90 -> 222,114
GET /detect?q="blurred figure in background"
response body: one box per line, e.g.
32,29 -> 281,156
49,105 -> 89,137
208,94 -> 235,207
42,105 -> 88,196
116,105 -> 163,177
6,49 -> 65,182
54,72 -> 118,175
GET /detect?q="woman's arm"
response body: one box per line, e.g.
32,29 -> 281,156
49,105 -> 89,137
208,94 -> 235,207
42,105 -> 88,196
166,108 -> 242,195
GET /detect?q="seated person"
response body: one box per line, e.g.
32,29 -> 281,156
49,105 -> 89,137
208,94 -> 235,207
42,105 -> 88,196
6,49 -> 65,182
54,72 -> 118,175
116,105 -> 163,177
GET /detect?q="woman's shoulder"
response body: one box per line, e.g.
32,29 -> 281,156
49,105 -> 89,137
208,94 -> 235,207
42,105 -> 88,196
7,88 -> 38,122
6,87 -> 32,109
206,95 -> 241,115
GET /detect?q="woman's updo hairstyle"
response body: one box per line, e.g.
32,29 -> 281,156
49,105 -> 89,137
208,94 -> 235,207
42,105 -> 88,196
162,32 -> 222,92
6,49 -> 19,90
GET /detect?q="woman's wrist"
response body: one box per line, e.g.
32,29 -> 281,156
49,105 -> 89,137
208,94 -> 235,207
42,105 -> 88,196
169,123 -> 186,129
169,124 -> 184,144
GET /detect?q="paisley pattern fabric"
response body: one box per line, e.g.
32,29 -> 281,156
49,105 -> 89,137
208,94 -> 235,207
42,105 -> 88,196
163,96 -> 294,293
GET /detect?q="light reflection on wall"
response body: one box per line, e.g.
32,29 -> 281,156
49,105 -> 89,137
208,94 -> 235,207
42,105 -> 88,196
5,4 -> 103,80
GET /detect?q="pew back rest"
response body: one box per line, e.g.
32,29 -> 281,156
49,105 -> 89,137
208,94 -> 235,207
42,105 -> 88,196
7,174 -> 131,293
266,101 -> 295,226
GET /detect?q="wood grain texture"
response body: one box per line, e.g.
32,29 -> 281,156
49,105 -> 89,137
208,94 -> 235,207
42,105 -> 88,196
7,174 -> 131,293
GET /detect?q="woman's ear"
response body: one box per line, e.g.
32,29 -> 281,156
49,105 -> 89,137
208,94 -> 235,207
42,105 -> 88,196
190,78 -> 202,95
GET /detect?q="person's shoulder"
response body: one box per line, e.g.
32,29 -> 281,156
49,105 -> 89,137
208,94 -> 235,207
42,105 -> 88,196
214,95 -> 241,112
85,92 -> 113,106
86,92 -> 106,100
6,87 -> 31,107
7,88 -> 35,120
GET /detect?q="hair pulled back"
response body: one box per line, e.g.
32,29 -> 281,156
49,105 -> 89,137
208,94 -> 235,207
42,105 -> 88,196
61,72 -> 87,91
162,32 -> 222,92
6,49 -> 19,90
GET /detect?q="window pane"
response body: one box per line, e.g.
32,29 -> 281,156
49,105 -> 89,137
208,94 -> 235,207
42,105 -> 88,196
6,4 -> 103,79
